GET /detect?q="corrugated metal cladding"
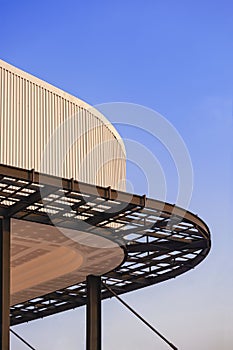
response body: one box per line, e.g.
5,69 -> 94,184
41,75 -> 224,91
0,60 -> 126,190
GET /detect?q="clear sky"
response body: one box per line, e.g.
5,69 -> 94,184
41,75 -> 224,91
1,1 -> 232,349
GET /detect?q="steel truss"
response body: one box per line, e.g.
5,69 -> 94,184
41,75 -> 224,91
0,164 -> 210,327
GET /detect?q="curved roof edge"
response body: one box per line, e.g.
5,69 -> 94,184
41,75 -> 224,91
0,59 -> 126,155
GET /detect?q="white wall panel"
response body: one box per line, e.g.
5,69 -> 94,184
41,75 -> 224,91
0,60 -> 126,190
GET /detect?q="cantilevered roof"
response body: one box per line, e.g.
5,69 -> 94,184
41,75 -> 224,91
0,164 -> 210,326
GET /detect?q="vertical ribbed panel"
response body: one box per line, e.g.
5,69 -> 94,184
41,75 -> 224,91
0,61 -> 126,190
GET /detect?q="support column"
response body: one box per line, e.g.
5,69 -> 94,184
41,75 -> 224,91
86,275 -> 101,350
0,218 -> 10,350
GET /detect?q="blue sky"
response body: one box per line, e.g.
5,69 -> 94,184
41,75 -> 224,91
1,1 -> 232,349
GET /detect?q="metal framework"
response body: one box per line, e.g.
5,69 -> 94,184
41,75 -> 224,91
86,275 -> 101,350
0,218 -> 10,349
0,164 -> 210,328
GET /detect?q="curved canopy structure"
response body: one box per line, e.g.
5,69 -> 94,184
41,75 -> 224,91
0,60 -> 211,350
0,164 -> 210,325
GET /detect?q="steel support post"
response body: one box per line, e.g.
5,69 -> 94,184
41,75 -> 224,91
86,275 -> 101,350
0,218 -> 10,350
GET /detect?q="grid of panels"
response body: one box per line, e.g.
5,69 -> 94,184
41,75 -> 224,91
0,164 -> 210,325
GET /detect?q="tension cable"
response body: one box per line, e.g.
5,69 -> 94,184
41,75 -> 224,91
102,281 -> 178,350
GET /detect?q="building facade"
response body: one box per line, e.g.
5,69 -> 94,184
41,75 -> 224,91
0,60 -> 126,306
0,59 -> 126,190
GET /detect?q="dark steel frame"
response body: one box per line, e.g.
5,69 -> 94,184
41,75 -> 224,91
0,164 -> 211,348
0,218 -> 10,350
86,275 -> 101,350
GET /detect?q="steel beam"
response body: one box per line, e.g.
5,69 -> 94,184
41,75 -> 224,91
0,218 -> 10,350
86,275 -> 101,350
